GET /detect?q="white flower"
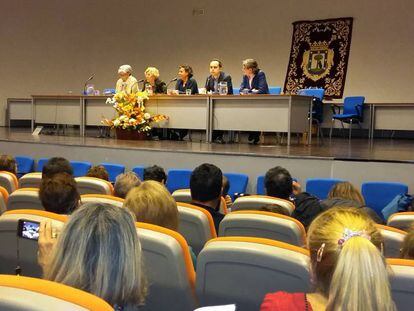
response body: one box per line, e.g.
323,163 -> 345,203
129,118 -> 136,124
106,98 -> 112,104
144,113 -> 151,120
113,119 -> 120,127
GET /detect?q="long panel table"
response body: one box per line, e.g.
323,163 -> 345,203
31,94 -> 313,145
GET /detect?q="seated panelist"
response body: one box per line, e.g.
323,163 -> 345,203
141,67 -> 167,94
175,65 -> 199,94
115,64 -> 139,94
205,59 -> 233,95
240,59 -> 269,94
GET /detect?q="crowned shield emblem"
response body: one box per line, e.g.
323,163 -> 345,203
301,41 -> 334,82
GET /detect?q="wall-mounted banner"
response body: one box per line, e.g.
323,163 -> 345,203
283,17 -> 353,99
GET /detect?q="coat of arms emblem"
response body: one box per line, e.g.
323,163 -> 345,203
301,41 -> 334,82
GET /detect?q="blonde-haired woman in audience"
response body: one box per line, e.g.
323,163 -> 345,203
401,225 -> 414,259
142,67 -> 167,94
124,180 -> 197,266
261,207 -> 396,311
38,202 -> 146,310
322,181 -> 383,223
124,180 -> 178,230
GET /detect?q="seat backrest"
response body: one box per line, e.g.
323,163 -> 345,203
305,178 -> 344,200
0,210 -> 67,277
0,274 -> 113,311
75,177 -> 114,195
177,202 -> 217,255
387,258 -> 414,311
223,173 -> 249,199
376,224 -> 407,258
0,171 -> 19,194
135,222 -> 197,311
166,169 -> 192,193
7,188 -> 43,211
132,165 -> 145,180
256,175 -> 265,195
298,88 -> 325,101
19,172 -> 42,189
0,187 -> 9,215
69,161 -> 92,177
15,156 -> 34,176
233,87 -> 240,95
196,237 -> 310,311
362,182 -> 408,217
99,162 -> 125,183
219,211 -> 306,247
35,158 -> 49,172
343,96 -> 365,116
231,195 -> 295,215
80,194 -> 124,208
387,212 -> 414,231
269,86 -> 282,95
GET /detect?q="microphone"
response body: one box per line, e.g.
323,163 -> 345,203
166,77 -> 178,88
83,74 -> 95,95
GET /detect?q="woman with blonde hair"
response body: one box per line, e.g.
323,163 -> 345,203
322,181 -> 383,223
124,180 -> 178,230
38,202 -> 146,310
142,67 -> 167,94
261,207 -> 396,311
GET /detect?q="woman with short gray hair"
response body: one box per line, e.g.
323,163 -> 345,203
38,202 -> 147,310
114,171 -> 142,199
116,64 -> 139,94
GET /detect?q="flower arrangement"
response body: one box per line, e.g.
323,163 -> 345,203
102,91 -> 168,133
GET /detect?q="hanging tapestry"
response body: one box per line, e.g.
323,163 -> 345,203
283,17 -> 353,99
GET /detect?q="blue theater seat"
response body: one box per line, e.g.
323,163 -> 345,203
166,169 -> 192,193
132,165 -> 145,180
224,173 -> 248,199
100,163 -> 125,183
69,161 -> 92,177
305,178 -> 344,200
15,156 -> 34,177
36,158 -> 49,172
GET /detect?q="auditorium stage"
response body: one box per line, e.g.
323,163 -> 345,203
1,127 -> 414,192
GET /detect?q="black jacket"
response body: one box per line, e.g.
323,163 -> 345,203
175,77 -> 199,94
205,72 -> 233,94
141,78 -> 167,94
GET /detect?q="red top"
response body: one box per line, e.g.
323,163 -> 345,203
260,291 -> 312,311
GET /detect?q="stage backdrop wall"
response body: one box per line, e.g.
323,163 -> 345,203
1,0 -> 413,126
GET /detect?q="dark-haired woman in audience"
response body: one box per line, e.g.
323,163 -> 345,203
240,59 -> 269,143
0,154 -> 17,175
261,207 -> 396,310
38,202 -> 146,310
86,165 -> 109,181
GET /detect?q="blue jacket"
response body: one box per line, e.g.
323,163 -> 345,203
240,70 -> 269,94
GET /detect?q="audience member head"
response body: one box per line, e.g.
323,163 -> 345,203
44,202 -> 146,308
222,175 -> 230,197
264,166 -> 293,200
114,171 -> 141,199
178,65 -> 193,80
86,165 -> 109,181
124,180 -> 178,231
143,165 -> 167,184
42,157 -> 73,179
328,181 -> 365,205
242,58 -> 260,75
307,207 -> 395,310
190,163 -> 223,207
39,172 -> 80,214
401,226 -> 414,259
0,155 -> 17,175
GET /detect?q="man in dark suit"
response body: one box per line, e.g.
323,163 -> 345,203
205,59 -> 233,143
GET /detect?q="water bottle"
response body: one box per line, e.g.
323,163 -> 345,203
219,81 -> 228,95
145,84 -> 153,95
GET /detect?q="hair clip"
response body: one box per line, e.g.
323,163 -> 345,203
317,243 -> 326,262
338,228 -> 371,247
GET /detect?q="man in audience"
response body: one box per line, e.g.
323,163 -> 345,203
114,171 -> 141,199
190,163 -> 224,233
86,165 -> 109,181
0,154 -> 17,175
42,157 -> 73,179
143,165 -> 167,184
39,172 -> 80,214
264,166 -> 293,200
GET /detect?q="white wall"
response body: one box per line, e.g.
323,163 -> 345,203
1,0 -> 413,125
